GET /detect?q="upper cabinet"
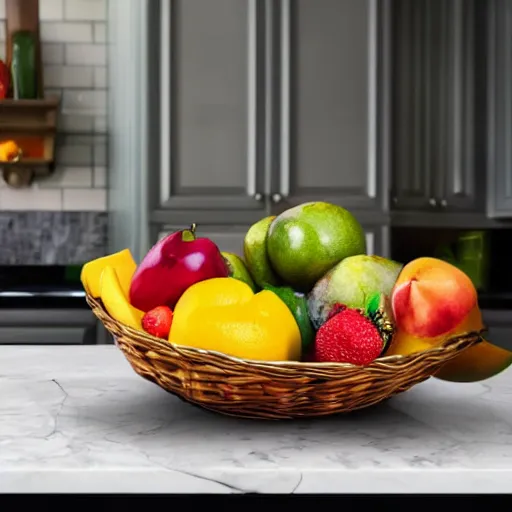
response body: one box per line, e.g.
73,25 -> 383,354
154,0 -> 268,224
391,0 -> 484,213
487,0 -> 512,218
152,0 -> 390,225
271,0 -> 389,215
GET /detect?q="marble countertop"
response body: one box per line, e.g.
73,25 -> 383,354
1,346 -> 512,494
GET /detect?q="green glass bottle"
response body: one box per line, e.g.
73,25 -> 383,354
11,30 -> 37,99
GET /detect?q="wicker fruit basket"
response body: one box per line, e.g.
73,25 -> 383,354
87,293 -> 484,420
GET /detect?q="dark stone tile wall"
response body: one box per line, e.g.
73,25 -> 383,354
0,212 -> 108,265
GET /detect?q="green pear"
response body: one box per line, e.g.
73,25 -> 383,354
243,216 -> 281,288
222,252 -> 257,292
307,254 -> 403,330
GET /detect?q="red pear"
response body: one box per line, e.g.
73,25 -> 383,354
129,224 -> 229,312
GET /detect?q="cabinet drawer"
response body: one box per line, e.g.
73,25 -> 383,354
0,326 -> 96,345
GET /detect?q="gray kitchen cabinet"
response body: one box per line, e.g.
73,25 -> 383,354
487,0 -> 512,218
153,0 -> 268,226
391,0 -> 482,213
270,0 -> 388,215
152,0 -> 390,228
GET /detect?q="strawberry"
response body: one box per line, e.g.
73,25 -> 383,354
142,305 -> 173,339
314,304 -> 384,365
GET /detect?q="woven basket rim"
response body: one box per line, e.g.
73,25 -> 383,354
87,293 -> 485,370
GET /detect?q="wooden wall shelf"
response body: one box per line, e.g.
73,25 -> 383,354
0,96 -> 59,131
0,95 -> 60,187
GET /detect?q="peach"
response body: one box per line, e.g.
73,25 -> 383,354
386,302 -> 482,357
386,303 -> 512,383
385,331 -> 433,357
391,257 -> 477,339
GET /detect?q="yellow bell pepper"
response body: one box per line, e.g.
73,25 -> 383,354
170,277 -> 302,362
0,140 -> 22,162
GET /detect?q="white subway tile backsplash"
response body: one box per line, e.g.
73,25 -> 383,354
93,166 -> 107,188
65,43 -> 106,65
0,0 -> 108,213
42,43 -> 65,64
40,0 -> 64,21
65,0 -> 107,21
39,167 -> 93,188
65,133 -> 105,145
94,116 -> 107,133
58,114 -> 95,133
0,187 -> 62,211
56,144 -> 93,166
41,21 -> 93,43
44,65 -> 94,88
62,89 -> 106,114
44,88 -> 63,100
94,66 -> 106,88
94,144 -> 107,166
93,22 -> 106,43
62,188 -> 106,211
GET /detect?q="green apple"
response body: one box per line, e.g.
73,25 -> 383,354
266,201 -> 366,292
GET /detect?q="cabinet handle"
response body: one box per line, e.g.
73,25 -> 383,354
440,199 -> 448,208
246,0 -> 258,198
451,0 -> 465,195
159,0 -> 171,204
279,0 -> 291,198
429,197 -> 437,207
272,193 -> 282,203
253,193 -> 263,201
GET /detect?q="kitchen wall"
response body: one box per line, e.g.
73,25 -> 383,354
0,0 -> 108,264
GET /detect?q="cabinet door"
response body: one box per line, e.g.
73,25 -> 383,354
487,0 -> 512,218
156,0 -> 267,222
272,0 -> 387,213
391,0 -> 479,212
435,0 -> 480,212
391,0 -> 434,211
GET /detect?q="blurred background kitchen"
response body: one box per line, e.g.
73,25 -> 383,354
0,0 -> 510,347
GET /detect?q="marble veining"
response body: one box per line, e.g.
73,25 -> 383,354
1,346 -> 512,494
0,212 -> 108,264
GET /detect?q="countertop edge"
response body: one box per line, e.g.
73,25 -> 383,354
2,468 -> 512,494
